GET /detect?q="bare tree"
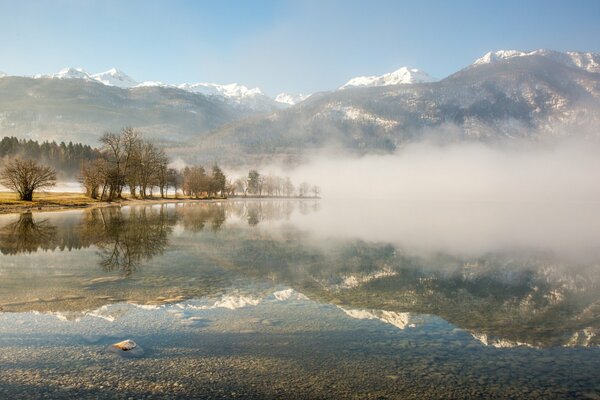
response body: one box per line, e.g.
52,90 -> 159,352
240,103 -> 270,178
283,177 -> 295,197
234,177 -> 248,196
0,158 -> 57,201
166,168 -> 182,198
311,185 -> 321,198
79,159 -> 108,199
298,182 -> 311,197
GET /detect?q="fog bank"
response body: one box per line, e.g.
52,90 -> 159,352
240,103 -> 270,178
289,140 -> 600,202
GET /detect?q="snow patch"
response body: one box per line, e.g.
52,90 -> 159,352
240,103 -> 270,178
272,288 -> 309,301
565,328 -> 597,347
339,307 -> 415,330
341,66 -> 436,89
473,49 -> 600,73
275,92 -> 311,106
182,294 -> 262,310
36,67 -> 93,81
91,68 -> 138,88
471,332 -> 536,348
337,267 -> 398,289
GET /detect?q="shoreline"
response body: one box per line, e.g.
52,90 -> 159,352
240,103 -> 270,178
0,193 -> 321,215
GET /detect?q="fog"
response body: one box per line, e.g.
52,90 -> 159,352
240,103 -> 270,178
289,139 -> 600,202
279,139 -> 600,261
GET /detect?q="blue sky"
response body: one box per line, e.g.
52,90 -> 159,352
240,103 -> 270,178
0,0 -> 599,95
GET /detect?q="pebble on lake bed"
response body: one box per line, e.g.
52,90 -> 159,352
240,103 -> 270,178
114,339 -> 137,351
107,339 -> 144,357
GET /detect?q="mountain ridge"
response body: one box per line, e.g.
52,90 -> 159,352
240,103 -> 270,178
1,49 -> 599,164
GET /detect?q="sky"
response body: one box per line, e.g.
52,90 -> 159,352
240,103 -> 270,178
0,0 -> 599,95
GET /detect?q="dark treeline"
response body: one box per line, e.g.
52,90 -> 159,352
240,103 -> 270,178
0,136 -> 101,175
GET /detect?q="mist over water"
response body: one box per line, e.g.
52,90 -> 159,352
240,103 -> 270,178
278,139 -> 600,261
290,139 -> 600,202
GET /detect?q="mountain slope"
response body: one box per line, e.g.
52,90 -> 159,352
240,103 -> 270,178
192,51 -> 600,163
91,68 -> 138,88
0,76 -> 249,144
20,67 -> 298,111
341,66 -> 436,89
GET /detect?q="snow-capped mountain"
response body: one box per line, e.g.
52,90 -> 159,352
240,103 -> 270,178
91,68 -> 138,88
341,66 -> 436,89
177,82 -> 263,102
473,49 -> 600,73
205,48 -> 600,161
275,92 -> 311,106
25,67 -> 304,111
0,71 -> 7,78
35,67 -> 94,80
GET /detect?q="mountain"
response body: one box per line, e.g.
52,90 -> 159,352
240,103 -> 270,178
36,67 -> 94,80
91,68 -> 138,88
0,75 -> 251,145
176,82 -> 283,112
473,49 -> 600,73
341,66 -> 436,89
16,67 -> 298,112
1,50 -> 599,163
275,92 -> 311,105
192,49 -> 600,163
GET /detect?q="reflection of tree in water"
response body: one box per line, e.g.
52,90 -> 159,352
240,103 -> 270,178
177,200 -> 310,230
0,213 -> 57,255
0,200 -> 319,271
85,206 -> 174,276
177,203 -> 227,232
228,200 -> 300,226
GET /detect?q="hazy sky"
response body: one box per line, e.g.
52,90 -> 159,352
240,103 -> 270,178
1,0 -> 599,95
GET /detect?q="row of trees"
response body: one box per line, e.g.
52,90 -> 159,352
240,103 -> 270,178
0,127 -> 322,201
0,136 -> 100,174
78,127 -> 235,201
80,127 -> 171,200
232,170 -> 320,198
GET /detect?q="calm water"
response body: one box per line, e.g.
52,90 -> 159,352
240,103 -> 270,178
0,200 -> 599,399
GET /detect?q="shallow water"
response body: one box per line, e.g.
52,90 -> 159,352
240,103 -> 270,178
0,200 -> 599,399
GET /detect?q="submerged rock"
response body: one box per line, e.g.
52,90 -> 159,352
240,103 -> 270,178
114,339 -> 137,351
106,339 -> 144,357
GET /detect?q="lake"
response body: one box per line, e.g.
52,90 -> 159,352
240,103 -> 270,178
0,199 -> 599,399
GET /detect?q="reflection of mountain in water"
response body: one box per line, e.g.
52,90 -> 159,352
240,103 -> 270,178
0,201 -> 599,347
202,237 -> 600,348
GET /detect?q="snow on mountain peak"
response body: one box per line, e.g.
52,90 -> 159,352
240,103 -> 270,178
91,68 -> 138,88
42,67 -> 92,80
0,71 -> 7,78
341,66 -> 436,89
177,82 -> 264,101
473,49 -> 600,73
275,92 -> 311,105
135,80 -> 168,88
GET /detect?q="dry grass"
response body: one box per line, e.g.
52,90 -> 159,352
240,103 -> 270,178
0,191 -> 102,214
0,191 -> 227,214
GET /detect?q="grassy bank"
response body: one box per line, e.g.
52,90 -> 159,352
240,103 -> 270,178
0,192 -> 104,214
0,192 -> 210,215
0,192 -> 320,215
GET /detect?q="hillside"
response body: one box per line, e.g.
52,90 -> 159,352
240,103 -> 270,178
189,52 -> 600,164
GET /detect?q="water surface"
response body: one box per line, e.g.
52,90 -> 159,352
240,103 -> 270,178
0,200 -> 599,399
